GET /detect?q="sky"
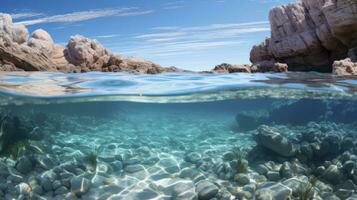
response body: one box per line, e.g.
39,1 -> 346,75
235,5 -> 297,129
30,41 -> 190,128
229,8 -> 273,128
1,0 -> 294,71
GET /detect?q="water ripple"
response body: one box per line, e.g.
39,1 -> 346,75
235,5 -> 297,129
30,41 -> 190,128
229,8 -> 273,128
1,71 -> 357,104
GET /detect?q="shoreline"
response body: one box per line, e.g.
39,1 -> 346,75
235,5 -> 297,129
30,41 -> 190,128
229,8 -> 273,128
1,0 -> 356,75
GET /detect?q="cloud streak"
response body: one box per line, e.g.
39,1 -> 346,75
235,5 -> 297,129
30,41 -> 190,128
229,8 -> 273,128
95,34 -> 121,39
15,8 -> 153,26
162,1 -> 185,10
133,21 -> 270,43
105,20 -> 270,60
10,12 -> 44,19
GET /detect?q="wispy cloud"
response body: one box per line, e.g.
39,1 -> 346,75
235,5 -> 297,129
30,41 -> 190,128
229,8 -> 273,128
162,1 -> 185,10
250,0 -> 293,3
134,21 -> 270,42
10,12 -> 43,19
152,26 -> 180,31
106,20 -> 270,60
95,34 -> 120,39
15,8 -> 153,26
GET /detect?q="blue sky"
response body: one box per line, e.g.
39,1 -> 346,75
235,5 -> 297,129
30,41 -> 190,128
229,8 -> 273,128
1,0 -> 293,71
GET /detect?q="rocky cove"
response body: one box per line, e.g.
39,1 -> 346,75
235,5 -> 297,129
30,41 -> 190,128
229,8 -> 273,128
0,0 -> 357,200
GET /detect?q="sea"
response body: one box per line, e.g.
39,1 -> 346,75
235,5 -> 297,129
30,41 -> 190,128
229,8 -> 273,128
0,71 -> 357,199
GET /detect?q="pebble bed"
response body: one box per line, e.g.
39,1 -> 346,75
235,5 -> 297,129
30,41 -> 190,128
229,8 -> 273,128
1,104 -> 357,199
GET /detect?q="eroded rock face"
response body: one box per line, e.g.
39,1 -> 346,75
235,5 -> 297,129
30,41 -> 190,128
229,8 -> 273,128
250,0 -> 357,72
28,29 -> 54,56
66,35 -> 110,71
0,13 -> 174,73
0,14 -> 28,45
0,13 -> 57,71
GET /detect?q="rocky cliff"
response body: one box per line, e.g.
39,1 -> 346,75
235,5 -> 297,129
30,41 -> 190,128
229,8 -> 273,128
250,0 -> 357,74
0,13 -> 177,74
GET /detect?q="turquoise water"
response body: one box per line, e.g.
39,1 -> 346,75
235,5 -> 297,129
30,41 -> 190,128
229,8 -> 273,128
1,72 -> 357,199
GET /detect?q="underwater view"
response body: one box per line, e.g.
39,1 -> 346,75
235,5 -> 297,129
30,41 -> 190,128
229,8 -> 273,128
1,72 -> 357,200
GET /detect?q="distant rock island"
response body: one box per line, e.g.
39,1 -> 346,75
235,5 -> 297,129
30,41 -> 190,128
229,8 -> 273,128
0,0 -> 356,75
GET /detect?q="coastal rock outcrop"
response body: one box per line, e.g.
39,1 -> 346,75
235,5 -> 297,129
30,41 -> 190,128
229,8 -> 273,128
212,62 -> 288,73
250,0 -> 357,73
0,13 -> 175,73
65,35 -> 110,72
212,63 -> 252,73
0,14 -> 57,71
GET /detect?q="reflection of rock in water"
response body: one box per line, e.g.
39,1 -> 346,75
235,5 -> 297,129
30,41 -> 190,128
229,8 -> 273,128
269,99 -> 327,124
326,101 -> 357,123
236,99 -> 327,130
235,110 -> 269,131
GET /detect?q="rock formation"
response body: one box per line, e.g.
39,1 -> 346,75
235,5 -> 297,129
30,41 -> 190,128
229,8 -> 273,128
0,13 -> 176,74
254,125 -> 297,157
250,0 -> 357,73
212,63 -> 252,73
212,62 -> 287,73
333,48 -> 357,75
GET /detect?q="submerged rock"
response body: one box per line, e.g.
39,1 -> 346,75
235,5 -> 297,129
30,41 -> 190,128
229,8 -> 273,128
15,182 -> 31,196
322,165 -> 342,185
70,176 -> 90,196
254,125 -> 297,157
184,152 -> 202,165
15,157 -> 34,174
195,180 -> 219,200
171,181 -> 197,199
234,174 -> 250,185
255,182 -> 292,200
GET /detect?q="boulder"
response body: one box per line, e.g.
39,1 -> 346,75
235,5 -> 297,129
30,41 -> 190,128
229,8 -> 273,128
65,35 -> 110,71
15,157 -> 34,174
250,0 -> 357,72
254,125 -> 297,157
28,29 -> 54,56
15,182 -> 31,196
256,182 -> 292,200
333,58 -> 357,75
195,180 -> 219,200
70,176 -> 91,196
322,164 -> 343,185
